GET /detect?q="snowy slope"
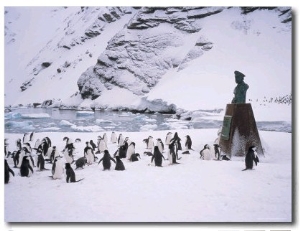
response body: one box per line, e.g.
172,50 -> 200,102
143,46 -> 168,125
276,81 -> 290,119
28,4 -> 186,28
5,6 -> 292,115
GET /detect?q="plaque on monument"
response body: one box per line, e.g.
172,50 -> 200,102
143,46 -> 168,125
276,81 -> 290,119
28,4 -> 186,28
221,115 -> 232,140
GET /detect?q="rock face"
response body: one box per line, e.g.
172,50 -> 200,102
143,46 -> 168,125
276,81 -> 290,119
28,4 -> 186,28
5,6 -> 292,110
77,7 -> 225,100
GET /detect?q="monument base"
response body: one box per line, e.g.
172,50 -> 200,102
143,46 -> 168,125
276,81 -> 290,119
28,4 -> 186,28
219,103 -> 264,157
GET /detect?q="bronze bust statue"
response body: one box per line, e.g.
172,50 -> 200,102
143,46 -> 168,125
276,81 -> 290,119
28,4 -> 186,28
231,70 -> 249,104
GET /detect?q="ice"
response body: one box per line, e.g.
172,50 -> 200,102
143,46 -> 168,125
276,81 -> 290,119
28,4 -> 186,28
20,113 -> 50,119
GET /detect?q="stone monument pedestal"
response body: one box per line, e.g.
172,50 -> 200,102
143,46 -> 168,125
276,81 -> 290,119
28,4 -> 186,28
219,103 -> 264,157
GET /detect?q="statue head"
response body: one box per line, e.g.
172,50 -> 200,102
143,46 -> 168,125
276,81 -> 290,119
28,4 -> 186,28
231,70 -> 248,104
234,70 -> 245,84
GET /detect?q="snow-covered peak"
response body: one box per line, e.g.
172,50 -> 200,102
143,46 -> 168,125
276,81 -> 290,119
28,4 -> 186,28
5,7 -> 291,116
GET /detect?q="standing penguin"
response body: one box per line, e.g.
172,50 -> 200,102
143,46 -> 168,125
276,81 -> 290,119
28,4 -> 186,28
165,132 -> 173,146
89,140 -> 97,151
102,133 -> 108,145
111,132 -> 117,143
126,142 -> 136,160
20,156 -> 34,177
16,138 -> 22,151
84,142 -> 95,165
151,146 -> 165,167
213,144 -> 220,160
37,148 -> 48,171
5,159 -> 15,184
115,156 -> 125,171
65,163 -> 84,183
51,157 -> 64,179
49,146 -> 59,163
185,135 -> 193,150
156,138 -> 164,154
118,134 -> 124,147
97,137 -> 107,154
200,144 -> 212,160
168,141 -> 180,165
146,136 -> 154,150
118,142 -> 128,159
98,150 -> 116,171
243,146 -> 259,171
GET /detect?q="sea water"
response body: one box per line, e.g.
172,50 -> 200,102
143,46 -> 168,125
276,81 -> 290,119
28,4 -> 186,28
4,108 -> 290,134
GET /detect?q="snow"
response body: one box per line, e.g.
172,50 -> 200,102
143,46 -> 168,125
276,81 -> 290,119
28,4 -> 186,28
4,129 -> 292,222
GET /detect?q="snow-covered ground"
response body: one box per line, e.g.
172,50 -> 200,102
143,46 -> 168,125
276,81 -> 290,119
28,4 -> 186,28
4,129 -> 291,223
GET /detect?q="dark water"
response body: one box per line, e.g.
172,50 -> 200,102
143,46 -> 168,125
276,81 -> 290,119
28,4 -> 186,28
4,108 -> 290,134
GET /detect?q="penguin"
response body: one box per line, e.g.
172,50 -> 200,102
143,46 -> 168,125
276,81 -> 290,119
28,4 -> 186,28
23,142 -> 32,154
126,142 -> 136,160
102,133 -> 108,144
49,146 -> 59,163
51,157 -> 64,179
33,139 -> 41,150
65,163 -> 84,183
200,144 -> 211,160
41,137 -> 52,155
17,147 -> 26,168
168,141 -> 180,164
144,151 -> 153,156
156,138 -> 164,154
115,156 -> 125,171
111,132 -> 117,143
97,137 -> 107,154
63,137 -> 74,153
118,142 -> 128,159
124,137 -> 132,146
185,135 -> 193,150
98,150 -> 116,171
16,138 -> 22,151
37,149 -> 48,171
171,132 -> 182,151
151,146 -> 165,167
13,150 -> 20,168
118,134 -> 124,147
145,136 -> 154,150
213,144 -> 220,160
63,147 -> 74,164
4,139 -> 8,158
89,140 -> 97,151
5,159 -> 15,184
243,146 -> 259,171
29,131 -> 35,142
23,132 -> 30,144
130,153 -> 141,162
74,157 -> 87,169
84,142 -> 94,165
165,132 -> 173,145
20,156 -> 34,177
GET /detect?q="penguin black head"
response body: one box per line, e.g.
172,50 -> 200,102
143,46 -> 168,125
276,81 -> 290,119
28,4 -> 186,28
248,146 -> 256,152
65,163 -> 71,169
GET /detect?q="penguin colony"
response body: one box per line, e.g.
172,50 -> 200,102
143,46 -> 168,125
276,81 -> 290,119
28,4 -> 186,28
4,130 -> 256,184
